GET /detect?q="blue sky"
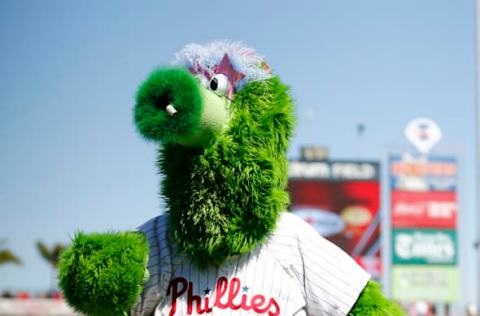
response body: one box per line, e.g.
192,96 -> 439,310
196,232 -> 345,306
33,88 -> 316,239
0,0 -> 477,307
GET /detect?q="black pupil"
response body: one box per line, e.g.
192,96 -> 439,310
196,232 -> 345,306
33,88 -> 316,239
210,77 -> 218,90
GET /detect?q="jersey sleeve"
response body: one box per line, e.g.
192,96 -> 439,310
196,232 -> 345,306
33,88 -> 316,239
289,213 -> 370,315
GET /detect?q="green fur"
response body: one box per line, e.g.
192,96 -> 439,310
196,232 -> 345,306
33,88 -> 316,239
58,232 -> 148,316
349,281 -> 405,316
135,68 -> 203,144
156,77 -> 294,267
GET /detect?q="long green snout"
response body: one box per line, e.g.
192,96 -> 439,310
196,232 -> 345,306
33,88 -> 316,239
134,68 -> 230,147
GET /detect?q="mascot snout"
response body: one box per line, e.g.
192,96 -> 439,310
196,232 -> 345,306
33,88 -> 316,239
134,67 -> 231,147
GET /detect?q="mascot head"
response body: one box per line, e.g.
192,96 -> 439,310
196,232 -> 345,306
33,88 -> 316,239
134,41 -> 294,267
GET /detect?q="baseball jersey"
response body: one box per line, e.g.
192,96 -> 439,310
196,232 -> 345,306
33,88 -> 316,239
131,212 -> 369,316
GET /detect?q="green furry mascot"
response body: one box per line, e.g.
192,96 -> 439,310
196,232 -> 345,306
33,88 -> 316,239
58,41 -> 404,316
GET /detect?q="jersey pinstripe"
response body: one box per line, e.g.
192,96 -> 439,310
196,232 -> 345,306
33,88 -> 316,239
131,212 -> 369,316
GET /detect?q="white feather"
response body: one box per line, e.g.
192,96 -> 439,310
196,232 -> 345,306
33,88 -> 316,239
173,40 -> 272,91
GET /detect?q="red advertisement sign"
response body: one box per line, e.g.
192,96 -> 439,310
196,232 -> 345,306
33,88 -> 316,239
391,191 -> 457,228
288,160 -> 381,278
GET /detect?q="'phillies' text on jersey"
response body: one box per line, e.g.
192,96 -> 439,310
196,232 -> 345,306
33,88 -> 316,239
167,276 -> 280,316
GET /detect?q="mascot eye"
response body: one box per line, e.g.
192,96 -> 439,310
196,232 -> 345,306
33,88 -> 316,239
209,74 -> 229,96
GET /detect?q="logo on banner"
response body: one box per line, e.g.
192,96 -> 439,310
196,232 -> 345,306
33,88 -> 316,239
404,118 -> 442,154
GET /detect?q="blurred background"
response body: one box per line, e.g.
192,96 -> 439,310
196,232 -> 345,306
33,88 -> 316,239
0,0 -> 477,315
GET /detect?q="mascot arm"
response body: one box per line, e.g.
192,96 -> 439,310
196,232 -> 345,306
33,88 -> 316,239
58,231 -> 149,316
348,281 -> 404,316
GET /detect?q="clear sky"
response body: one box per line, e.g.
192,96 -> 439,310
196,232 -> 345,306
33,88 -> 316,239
0,0 -> 477,308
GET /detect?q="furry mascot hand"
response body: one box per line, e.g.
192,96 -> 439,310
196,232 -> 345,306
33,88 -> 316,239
59,41 -> 404,316
59,232 -> 148,315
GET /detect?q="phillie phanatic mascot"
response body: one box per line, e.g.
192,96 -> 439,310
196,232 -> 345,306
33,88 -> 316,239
59,41 -> 404,315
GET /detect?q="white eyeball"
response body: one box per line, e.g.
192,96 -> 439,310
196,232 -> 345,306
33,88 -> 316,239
209,74 -> 229,96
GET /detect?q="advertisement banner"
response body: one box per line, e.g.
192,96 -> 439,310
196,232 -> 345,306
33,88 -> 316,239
392,266 -> 459,302
389,155 -> 457,192
389,126 -> 460,303
288,160 -> 381,279
391,191 -> 457,228
392,229 -> 457,265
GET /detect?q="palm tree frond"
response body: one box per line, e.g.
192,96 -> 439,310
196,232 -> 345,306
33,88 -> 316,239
0,250 -> 22,265
37,240 -> 68,269
36,241 -> 51,261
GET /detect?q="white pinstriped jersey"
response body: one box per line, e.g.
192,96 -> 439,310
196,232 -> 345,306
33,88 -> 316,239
131,212 -> 369,316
